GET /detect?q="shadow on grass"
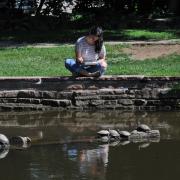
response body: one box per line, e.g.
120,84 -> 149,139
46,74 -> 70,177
1,28 -> 180,45
0,15 -> 180,44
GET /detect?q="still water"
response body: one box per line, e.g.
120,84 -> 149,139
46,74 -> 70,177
0,110 -> 180,180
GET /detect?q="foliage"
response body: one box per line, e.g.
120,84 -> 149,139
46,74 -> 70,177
1,0 -> 180,17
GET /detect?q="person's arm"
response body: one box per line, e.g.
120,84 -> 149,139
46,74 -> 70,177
98,45 -> 107,69
75,40 -> 83,64
76,51 -> 83,64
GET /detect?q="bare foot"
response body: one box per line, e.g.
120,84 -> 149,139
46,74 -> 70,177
91,71 -> 101,77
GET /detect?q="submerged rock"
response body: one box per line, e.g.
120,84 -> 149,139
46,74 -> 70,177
9,136 -> 31,149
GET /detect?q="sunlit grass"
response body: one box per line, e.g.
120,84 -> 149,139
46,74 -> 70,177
0,45 -> 179,76
122,29 -> 177,40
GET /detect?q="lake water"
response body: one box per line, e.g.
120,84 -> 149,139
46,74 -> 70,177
0,110 -> 180,180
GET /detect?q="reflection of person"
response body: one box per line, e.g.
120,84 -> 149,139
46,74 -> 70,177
79,144 -> 109,178
65,26 -> 107,77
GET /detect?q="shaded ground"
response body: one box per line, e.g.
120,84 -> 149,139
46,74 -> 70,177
122,44 -> 180,60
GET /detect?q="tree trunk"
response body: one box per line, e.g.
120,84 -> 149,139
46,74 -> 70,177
18,0 -> 24,9
35,0 -> 46,16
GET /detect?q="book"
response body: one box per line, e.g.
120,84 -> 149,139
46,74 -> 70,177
83,61 -> 97,66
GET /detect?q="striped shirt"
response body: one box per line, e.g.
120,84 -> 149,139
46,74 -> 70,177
75,36 -> 106,63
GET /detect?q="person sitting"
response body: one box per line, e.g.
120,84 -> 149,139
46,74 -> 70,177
65,26 -> 107,77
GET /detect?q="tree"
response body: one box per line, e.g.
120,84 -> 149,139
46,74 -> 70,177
36,0 -> 46,16
168,0 -> 180,15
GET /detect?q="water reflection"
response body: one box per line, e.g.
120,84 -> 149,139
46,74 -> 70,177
0,110 -> 179,142
0,147 -> 9,159
1,139 -> 176,180
0,111 -> 180,180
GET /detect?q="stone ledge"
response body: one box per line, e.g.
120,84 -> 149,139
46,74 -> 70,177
0,75 -> 179,81
0,76 -> 178,111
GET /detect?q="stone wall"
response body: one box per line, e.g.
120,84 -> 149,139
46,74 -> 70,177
0,76 -> 179,111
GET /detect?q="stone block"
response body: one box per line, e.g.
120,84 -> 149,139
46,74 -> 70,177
118,99 -> 133,105
31,99 -> 41,104
134,99 -> 147,106
59,100 -> 71,107
100,95 -> 124,100
75,100 -> 89,106
67,84 -> 84,90
99,89 -> 115,95
151,88 -> 160,99
75,95 -> 100,100
88,85 -> 99,90
73,90 -> 97,96
146,100 -> 161,106
0,98 -> 17,103
89,100 -> 104,106
104,100 -> 117,106
57,92 -> 73,99
41,91 -> 57,99
134,90 -> 142,98
41,99 -> 60,107
114,88 -> 129,94
17,98 -> 31,103
17,90 -> 39,98
0,91 -> 19,98
126,94 -> 135,98
142,88 -> 151,99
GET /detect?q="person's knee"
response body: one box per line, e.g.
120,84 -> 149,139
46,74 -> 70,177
65,59 -> 71,68
97,63 -> 106,75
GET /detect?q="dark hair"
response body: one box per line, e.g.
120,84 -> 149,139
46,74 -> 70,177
89,26 -> 103,53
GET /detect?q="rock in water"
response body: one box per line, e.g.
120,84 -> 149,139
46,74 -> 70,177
0,134 -> 9,148
9,136 -> 31,148
118,131 -> 131,139
136,124 -> 151,132
97,130 -> 110,137
109,130 -> 120,139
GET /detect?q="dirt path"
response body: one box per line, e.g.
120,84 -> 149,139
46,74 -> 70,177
0,40 -> 180,60
122,44 -> 180,60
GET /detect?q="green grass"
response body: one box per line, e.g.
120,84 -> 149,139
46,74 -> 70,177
0,46 -> 74,76
122,29 -> 178,40
0,45 -> 180,76
106,45 -> 180,76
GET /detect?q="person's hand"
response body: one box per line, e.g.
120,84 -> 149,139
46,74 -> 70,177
98,59 -> 107,69
76,57 -> 84,64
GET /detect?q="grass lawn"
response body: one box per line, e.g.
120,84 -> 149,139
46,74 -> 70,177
0,45 -> 180,76
121,29 -> 179,40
